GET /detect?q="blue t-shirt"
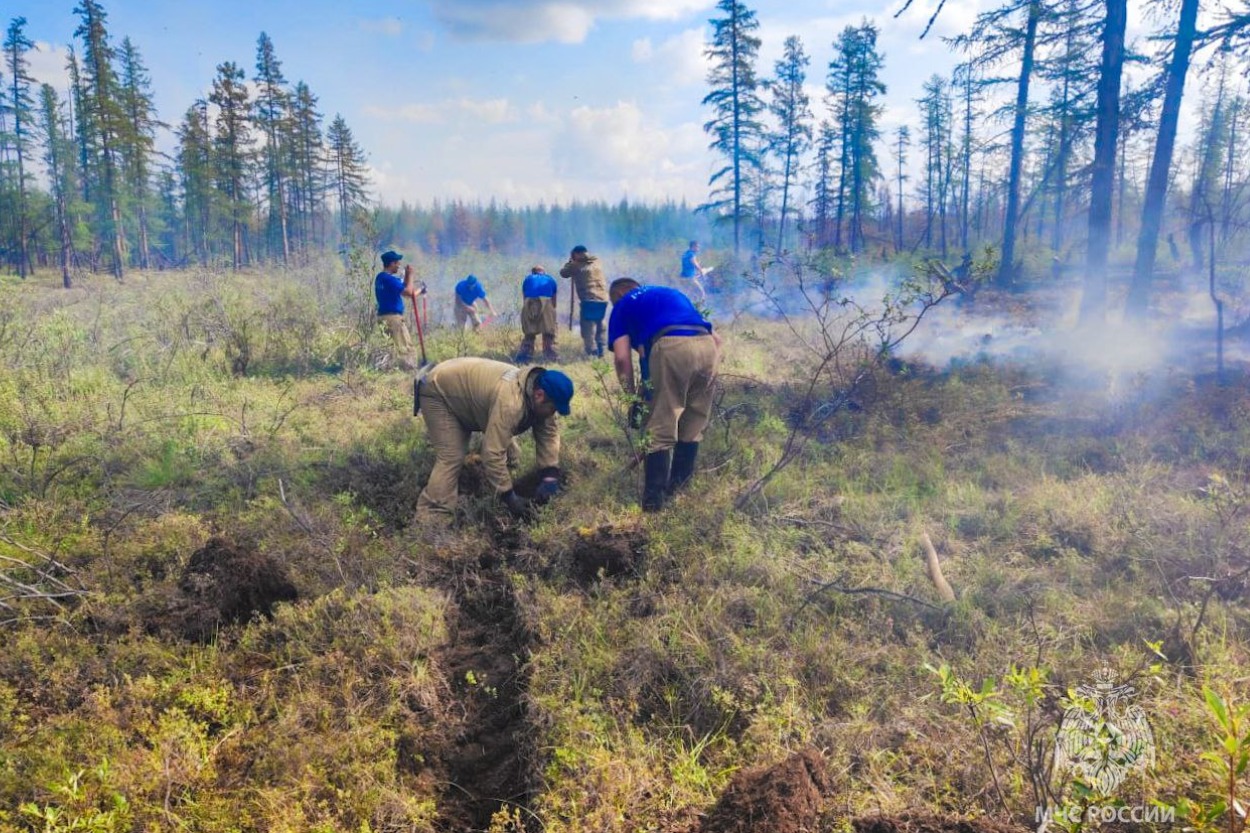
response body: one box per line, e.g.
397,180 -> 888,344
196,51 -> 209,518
680,249 -> 699,278
375,271 -> 406,316
522,273 -> 558,299
455,277 -> 486,305
608,285 -> 711,353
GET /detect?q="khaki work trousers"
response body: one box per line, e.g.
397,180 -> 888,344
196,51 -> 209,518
379,314 -> 416,368
645,334 -> 719,452
455,302 -> 482,330
414,388 -> 522,522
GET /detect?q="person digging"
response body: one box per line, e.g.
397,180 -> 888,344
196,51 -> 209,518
414,357 -> 572,524
453,274 -> 497,331
374,250 -> 424,370
515,265 -> 559,364
608,278 -> 721,512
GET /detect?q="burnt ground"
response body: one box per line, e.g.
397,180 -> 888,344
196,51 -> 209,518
852,813 -> 1027,833
699,748 -> 829,833
127,536 -> 298,642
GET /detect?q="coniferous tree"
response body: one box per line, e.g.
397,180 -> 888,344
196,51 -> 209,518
827,21 -> 886,254
38,84 -> 75,287
74,0 -> 127,278
894,125 -> 910,252
326,114 -> 369,243
767,35 -> 812,255
289,81 -> 324,250
810,120 -> 835,249
5,17 -> 35,277
1126,0 -> 1200,317
917,75 -> 952,253
254,32 -> 291,262
117,36 -> 158,270
701,0 -> 764,255
176,100 -> 213,264
209,61 -> 252,269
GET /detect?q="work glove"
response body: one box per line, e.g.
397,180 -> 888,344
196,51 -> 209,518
500,489 -> 530,519
534,467 -> 562,504
628,401 -> 646,431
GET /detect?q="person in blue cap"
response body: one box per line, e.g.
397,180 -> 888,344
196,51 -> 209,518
414,357 -> 573,523
679,240 -> 710,302
375,250 -> 423,369
453,274 -> 497,331
516,265 -> 559,363
608,278 -> 721,512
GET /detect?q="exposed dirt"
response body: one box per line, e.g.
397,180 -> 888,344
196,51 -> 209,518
698,748 -> 829,833
852,812 -> 1026,833
568,524 -> 646,583
147,536 -> 298,642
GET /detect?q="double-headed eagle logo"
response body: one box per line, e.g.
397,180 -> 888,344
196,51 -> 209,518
1053,668 -> 1156,796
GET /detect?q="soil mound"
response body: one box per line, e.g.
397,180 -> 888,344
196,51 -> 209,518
853,813 -> 1026,833
570,525 -> 645,582
699,748 -> 829,833
167,537 -> 298,642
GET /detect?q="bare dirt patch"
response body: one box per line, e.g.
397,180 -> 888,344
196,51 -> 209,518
852,812 -> 1026,833
698,748 -> 829,833
568,524 -> 646,583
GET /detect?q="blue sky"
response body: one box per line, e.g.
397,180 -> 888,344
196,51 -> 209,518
18,0 -> 1165,208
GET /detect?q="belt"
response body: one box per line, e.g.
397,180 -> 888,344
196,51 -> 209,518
648,324 -> 711,350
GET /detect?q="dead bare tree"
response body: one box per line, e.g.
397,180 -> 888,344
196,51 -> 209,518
734,256 -> 966,510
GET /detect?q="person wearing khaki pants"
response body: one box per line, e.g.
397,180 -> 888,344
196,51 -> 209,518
415,357 -> 574,524
607,278 -> 721,512
374,250 -> 420,370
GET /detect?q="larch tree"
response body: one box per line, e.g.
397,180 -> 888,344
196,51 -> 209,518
326,114 -> 370,243
5,17 -> 34,278
894,125 -> 910,252
289,81 -> 324,250
766,35 -> 812,255
38,84 -> 76,287
810,119 -> 836,249
117,36 -> 159,270
701,0 -> 764,256
209,61 -> 252,270
176,100 -> 213,264
254,32 -> 291,263
74,0 -> 127,279
1125,0 -> 1201,318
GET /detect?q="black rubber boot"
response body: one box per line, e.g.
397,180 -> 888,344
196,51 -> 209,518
668,441 -> 698,496
642,450 -> 671,512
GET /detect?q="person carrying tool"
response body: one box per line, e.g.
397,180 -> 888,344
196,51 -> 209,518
375,250 -> 424,370
558,245 -> 609,357
515,266 -> 559,364
454,274 -> 497,331
679,240 -> 710,302
608,279 -> 721,512
414,357 -> 572,523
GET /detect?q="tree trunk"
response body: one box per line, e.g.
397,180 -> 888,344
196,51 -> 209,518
998,0 -> 1040,289
1080,0 -> 1127,324
1125,0 -> 1200,318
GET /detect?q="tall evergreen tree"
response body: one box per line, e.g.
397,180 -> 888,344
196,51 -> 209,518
701,0 -> 764,255
74,0 -> 127,278
894,125 -> 910,252
209,62 -> 252,269
117,36 -> 158,270
1126,0 -> 1201,317
39,84 -> 76,287
766,35 -> 812,255
326,114 -> 369,242
5,17 -> 35,277
289,81 -> 324,250
810,119 -> 835,249
827,22 -> 886,254
254,32 -> 291,263
176,100 -> 213,264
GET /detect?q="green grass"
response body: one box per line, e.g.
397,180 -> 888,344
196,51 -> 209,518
0,261 -> 1248,832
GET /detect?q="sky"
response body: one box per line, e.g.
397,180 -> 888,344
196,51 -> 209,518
15,0 -> 1176,209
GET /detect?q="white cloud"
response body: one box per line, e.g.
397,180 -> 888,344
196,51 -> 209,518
632,37 -> 653,62
635,27 -> 707,87
426,0 -> 713,43
359,17 -> 405,36
26,41 -> 71,97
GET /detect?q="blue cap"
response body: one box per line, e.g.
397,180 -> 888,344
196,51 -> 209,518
537,370 -> 574,416
381,250 -> 402,264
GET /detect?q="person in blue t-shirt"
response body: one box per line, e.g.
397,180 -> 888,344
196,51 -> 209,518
608,278 -> 721,512
454,274 -> 497,331
374,250 -> 423,370
516,266 -> 559,364
679,240 -> 709,302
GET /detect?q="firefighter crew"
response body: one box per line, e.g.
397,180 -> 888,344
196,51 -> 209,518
454,274 -> 497,331
414,357 -> 572,522
558,244 -> 609,357
374,250 -> 422,370
608,278 -> 721,512
515,266 -> 559,364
